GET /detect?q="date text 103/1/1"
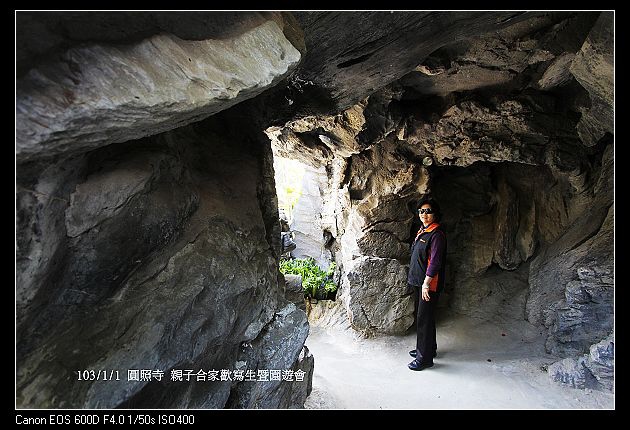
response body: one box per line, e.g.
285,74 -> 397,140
77,370 -> 120,381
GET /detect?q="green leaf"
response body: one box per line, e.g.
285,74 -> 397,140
279,257 -> 338,297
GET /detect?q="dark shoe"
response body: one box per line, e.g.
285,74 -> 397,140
408,359 -> 434,371
409,350 -> 437,358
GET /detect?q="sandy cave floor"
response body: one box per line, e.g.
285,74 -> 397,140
303,313 -> 614,409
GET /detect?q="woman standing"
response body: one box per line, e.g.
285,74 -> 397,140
407,197 -> 447,371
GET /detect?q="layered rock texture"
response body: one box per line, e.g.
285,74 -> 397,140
17,12 -> 311,409
268,11 -> 614,391
287,163 -> 332,268
16,12 -> 302,163
16,11 -> 613,409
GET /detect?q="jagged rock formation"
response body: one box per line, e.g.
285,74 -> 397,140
17,111 -> 314,408
226,303 -> 314,408
16,12 -> 311,409
284,274 -> 306,311
570,13 -> 614,147
548,334 -> 614,391
268,11 -> 613,391
16,11 -> 613,409
288,163 -> 333,268
16,13 -> 301,163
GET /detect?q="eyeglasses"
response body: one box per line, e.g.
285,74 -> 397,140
418,208 -> 434,215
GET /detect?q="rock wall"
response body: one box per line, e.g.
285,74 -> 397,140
16,16 -> 301,164
268,11 -> 613,390
16,11 -> 614,407
570,12 -> 614,147
289,163 -> 332,268
270,108 -> 428,335
16,112 -> 313,408
16,13 -> 312,409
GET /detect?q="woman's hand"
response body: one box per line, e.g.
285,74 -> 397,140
421,286 -> 430,301
422,275 -> 433,301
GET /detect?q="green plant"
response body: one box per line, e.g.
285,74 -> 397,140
279,258 -> 337,298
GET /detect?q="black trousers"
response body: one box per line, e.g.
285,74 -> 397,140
411,284 -> 438,364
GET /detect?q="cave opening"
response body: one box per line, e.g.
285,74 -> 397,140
271,139 -> 340,314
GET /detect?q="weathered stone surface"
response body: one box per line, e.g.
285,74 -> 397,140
290,11 -> 542,112
290,347 -> 315,408
17,144 -> 200,364
16,12 -> 293,77
64,153 -> 169,237
17,18 -> 301,163
355,86 -> 405,147
400,12 -> 598,97
281,232 -> 297,254
290,164 -> 330,267
357,231 -> 410,260
493,176 -> 521,270
570,12 -> 614,146
537,53 -> 575,90
329,138 -> 430,334
548,356 -> 594,389
307,299 -> 352,329
270,83 -> 403,186
449,264 -> 530,322
432,162 -> 541,314
489,167 -> 538,271
585,334 -> 614,391
284,274 -> 306,310
18,216 -> 277,408
348,139 -> 428,211
401,63 -> 514,97
266,102 -> 368,169
542,228 -> 614,356
226,303 -> 313,408
548,333 -> 614,391
16,112 -> 312,408
341,257 -> 414,335
16,155 -> 86,324
257,128 -> 284,260
522,140 -> 613,387
527,146 -> 613,336
468,215 -> 495,275
405,99 -> 564,167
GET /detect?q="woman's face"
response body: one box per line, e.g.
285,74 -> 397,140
419,204 -> 435,225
